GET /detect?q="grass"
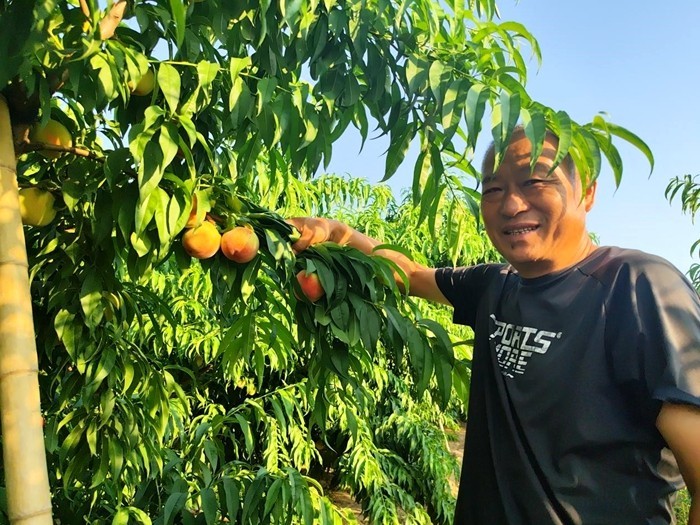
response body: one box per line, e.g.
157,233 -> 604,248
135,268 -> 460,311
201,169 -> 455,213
675,487 -> 691,525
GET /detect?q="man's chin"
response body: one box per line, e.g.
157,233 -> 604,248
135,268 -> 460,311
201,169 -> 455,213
501,249 -> 544,268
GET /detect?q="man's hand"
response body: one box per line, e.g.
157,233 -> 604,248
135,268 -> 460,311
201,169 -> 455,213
286,217 -> 339,253
285,216 -> 449,304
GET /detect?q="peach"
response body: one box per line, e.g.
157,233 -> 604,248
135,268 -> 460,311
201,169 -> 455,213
130,69 -> 155,96
220,226 -> 260,263
30,119 -> 72,159
296,270 -> 325,302
18,187 -> 57,226
182,221 -> 221,259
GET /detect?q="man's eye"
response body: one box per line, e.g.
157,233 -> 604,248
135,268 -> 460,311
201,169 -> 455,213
524,179 -> 545,187
482,187 -> 501,195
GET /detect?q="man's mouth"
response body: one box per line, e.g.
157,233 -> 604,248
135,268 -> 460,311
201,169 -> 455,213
504,226 -> 538,236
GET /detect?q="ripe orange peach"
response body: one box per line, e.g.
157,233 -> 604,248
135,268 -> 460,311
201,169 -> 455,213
296,270 -> 325,302
30,119 -> 72,159
182,221 -> 221,259
220,226 -> 260,263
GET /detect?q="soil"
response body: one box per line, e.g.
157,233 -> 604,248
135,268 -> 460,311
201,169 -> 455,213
446,422 -> 467,496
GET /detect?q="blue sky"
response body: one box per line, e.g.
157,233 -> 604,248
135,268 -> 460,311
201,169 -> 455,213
325,0 -> 700,274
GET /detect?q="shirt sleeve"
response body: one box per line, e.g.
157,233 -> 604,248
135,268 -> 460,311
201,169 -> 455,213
435,264 -> 502,328
604,253 -> 700,418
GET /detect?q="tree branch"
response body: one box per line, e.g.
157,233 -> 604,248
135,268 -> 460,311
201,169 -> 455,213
79,0 -> 90,19
19,142 -> 105,162
99,0 -> 127,41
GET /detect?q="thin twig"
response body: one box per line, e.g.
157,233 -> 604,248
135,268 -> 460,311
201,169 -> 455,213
21,142 -> 105,162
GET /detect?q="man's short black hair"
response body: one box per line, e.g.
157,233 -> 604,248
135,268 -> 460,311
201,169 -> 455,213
481,125 -> 576,181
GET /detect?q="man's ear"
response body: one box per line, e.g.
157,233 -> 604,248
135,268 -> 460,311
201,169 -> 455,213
584,181 -> 597,212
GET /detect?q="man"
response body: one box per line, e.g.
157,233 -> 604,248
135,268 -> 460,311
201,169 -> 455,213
288,128 -> 700,524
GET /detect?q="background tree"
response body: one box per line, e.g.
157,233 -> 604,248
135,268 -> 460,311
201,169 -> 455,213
667,174 -> 700,291
0,0 -> 651,523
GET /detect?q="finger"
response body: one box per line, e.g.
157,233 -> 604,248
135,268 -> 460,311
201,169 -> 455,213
285,218 -> 305,253
296,227 -> 316,250
286,217 -> 303,230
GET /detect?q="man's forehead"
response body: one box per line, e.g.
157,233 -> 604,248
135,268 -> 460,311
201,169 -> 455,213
489,132 -> 558,164
483,160 -> 557,184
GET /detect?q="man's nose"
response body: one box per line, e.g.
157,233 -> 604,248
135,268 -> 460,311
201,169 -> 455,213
500,189 -> 530,217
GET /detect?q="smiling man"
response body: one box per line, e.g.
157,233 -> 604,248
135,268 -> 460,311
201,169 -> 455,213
288,127 -> 700,524
479,133 -> 596,278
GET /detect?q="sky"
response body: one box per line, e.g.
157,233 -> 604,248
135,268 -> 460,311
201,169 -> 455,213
325,0 -> 700,274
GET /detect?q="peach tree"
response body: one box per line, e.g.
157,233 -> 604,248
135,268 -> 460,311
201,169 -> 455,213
0,0 -> 652,522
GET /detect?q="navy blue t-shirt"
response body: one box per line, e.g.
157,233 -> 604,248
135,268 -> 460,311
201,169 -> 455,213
435,247 -> 700,525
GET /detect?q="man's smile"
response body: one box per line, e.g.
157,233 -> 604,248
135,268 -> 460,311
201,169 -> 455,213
503,224 -> 540,236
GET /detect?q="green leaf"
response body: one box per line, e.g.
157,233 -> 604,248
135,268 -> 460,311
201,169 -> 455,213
109,437 -> 124,480
420,318 -> 454,405
158,63 -> 181,115
159,123 -> 180,170
86,421 -> 97,456
230,56 -> 252,80
234,414 -> 255,456
405,324 -> 427,394
405,55 -> 428,95
464,83 -> 489,149
299,479 -> 314,525
596,133 -> 624,188
168,0 -> 186,48
492,90 -> 520,168
241,470 -> 267,523
605,121 -> 654,175
329,341 -> 350,380
134,189 -> 160,236
574,127 -> 602,187
80,273 -> 103,329
548,110 -> 572,175
428,60 -> 447,105
298,108 -> 319,150
137,141 -> 165,200
441,79 -> 466,143
382,122 -> 415,182
164,493 -> 187,525
112,508 -> 129,525
281,0 -> 304,28
201,487 -> 217,525
341,75 -> 361,107
222,478 -> 240,520
330,302 -> 350,328
87,347 -> 117,393
520,106 -> 546,172
0,0 -> 38,87
263,478 -> 284,517
257,77 -> 278,115
129,507 -> 153,525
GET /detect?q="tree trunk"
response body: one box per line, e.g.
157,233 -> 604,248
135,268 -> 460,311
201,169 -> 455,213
0,95 -> 53,523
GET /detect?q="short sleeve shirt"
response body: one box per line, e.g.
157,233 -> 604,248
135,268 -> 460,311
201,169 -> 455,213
435,247 -> 700,525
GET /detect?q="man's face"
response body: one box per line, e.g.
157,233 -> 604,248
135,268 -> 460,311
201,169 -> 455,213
480,132 -> 597,278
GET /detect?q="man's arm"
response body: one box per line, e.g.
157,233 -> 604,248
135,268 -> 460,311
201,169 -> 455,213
287,217 -> 450,305
656,402 -> 700,525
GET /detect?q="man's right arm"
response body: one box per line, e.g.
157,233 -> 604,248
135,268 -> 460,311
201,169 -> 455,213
287,217 -> 451,305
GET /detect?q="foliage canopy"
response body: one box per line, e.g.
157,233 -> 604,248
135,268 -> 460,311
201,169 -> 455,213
0,0 -> 652,522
